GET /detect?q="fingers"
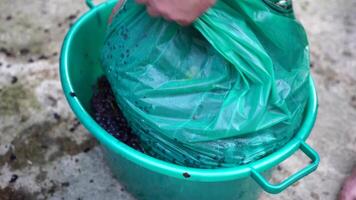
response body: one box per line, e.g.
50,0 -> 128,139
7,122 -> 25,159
162,15 -> 172,22
108,0 -> 126,25
176,17 -> 195,26
135,0 -> 147,4
112,0 -> 125,14
176,20 -> 191,26
146,6 -> 160,17
135,0 -> 196,25
136,0 -> 160,17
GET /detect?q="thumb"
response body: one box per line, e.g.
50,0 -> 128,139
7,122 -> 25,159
108,0 -> 125,24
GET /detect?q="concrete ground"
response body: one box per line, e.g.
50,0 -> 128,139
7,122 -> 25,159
0,0 -> 355,199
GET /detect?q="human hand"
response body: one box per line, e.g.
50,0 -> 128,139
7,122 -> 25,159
137,0 -> 216,25
110,0 -> 216,26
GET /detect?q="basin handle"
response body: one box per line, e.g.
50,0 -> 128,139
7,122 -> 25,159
250,141 -> 320,194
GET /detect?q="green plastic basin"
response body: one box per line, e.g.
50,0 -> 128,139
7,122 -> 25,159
60,1 -> 320,199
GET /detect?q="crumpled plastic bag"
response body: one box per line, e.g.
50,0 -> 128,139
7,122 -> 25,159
100,0 -> 310,168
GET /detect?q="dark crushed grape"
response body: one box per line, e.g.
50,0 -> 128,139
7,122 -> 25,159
9,153 -> 16,161
70,92 -> 76,97
183,172 -> 191,178
91,76 -> 144,152
9,174 -> 18,183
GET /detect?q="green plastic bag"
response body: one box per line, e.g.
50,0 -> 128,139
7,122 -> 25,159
101,0 -> 310,168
